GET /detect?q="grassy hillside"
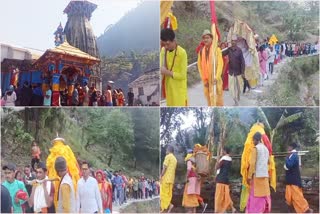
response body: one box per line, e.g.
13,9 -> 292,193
259,55 -> 319,106
120,198 -> 159,213
1,108 -> 159,178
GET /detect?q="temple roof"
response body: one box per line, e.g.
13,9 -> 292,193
35,41 -> 100,65
129,68 -> 159,88
63,0 -> 97,15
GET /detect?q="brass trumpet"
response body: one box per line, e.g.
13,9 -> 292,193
26,178 -> 60,185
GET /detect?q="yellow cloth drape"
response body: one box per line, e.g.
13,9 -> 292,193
227,20 -> 260,88
239,123 -> 277,211
269,155 -> 276,191
241,123 -> 266,187
160,46 -> 188,106
167,13 -> 178,30
160,1 -> 174,25
269,34 -> 278,46
240,185 -> 249,211
46,140 -> 80,209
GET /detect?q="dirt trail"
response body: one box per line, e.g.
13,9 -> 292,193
187,58 -> 287,106
112,196 -> 159,213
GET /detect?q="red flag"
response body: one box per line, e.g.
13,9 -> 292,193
210,0 -> 221,41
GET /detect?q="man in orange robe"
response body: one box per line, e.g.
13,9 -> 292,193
197,29 -> 224,106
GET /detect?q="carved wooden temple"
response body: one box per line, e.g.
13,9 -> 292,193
34,40 -> 100,106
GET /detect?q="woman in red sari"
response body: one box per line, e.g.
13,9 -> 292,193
220,42 -> 229,91
96,170 -> 113,213
117,88 -> 125,106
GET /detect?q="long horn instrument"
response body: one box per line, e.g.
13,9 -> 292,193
26,177 -> 60,185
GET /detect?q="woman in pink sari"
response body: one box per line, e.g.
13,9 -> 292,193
258,46 -> 268,86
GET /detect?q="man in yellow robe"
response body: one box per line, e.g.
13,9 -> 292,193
160,145 -> 177,212
160,28 -> 188,106
197,29 -> 224,106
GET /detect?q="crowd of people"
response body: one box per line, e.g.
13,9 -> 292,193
160,131 -> 313,213
1,81 -> 136,107
256,39 -> 319,86
1,141 -> 159,213
160,27 -> 319,107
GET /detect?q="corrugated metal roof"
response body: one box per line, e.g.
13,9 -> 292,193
129,70 -> 159,88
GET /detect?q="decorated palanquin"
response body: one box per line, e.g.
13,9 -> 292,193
227,20 -> 260,88
33,41 -> 100,106
269,34 -> 278,46
161,1 -> 177,30
46,135 -> 80,209
239,122 -> 277,211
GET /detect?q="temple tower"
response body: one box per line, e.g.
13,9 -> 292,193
54,23 -> 65,46
63,0 -> 100,58
63,0 -> 101,90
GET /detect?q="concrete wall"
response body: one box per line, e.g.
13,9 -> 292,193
1,43 -> 32,62
131,82 -> 159,106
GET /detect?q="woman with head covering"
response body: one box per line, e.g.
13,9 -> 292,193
15,170 -> 23,181
116,89 -> 125,106
112,90 -> 119,106
96,170 -> 112,213
4,85 -> 17,106
220,42 -> 229,91
258,46 -> 268,86
182,149 -> 207,213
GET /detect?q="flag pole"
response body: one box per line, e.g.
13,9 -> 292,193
213,40 -> 216,106
210,0 -> 219,106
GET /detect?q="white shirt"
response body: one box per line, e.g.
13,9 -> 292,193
76,176 -> 102,213
267,48 -> 276,64
5,91 -> 17,106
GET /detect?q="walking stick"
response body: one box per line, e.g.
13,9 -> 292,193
213,44 -> 216,106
